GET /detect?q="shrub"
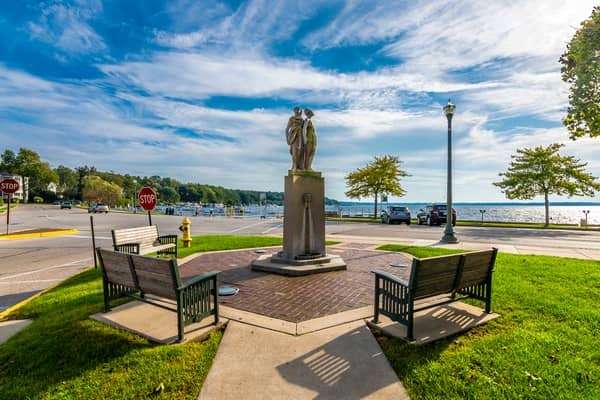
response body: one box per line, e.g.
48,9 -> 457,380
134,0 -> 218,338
33,196 -> 44,204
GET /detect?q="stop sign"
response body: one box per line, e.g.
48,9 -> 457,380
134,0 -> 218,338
138,187 -> 157,211
0,178 -> 19,194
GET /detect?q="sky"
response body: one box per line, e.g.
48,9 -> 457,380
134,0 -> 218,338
0,0 -> 598,202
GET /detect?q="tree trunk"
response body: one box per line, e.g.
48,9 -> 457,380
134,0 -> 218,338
374,192 -> 378,219
544,191 -> 550,227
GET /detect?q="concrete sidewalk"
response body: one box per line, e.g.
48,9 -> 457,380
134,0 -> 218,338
199,320 -> 409,400
328,234 -> 600,260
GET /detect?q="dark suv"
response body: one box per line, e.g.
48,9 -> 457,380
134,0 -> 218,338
417,204 -> 456,226
381,206 -> 411,225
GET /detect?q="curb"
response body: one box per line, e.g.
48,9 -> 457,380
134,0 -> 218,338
0,228 -> 78,240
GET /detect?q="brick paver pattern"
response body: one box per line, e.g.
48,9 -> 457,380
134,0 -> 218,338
180,245 -> 411,323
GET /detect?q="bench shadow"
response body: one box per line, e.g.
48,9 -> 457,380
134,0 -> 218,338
276,326 -> 405,399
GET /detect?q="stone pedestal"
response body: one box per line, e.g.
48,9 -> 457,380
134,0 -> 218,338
252,170 -> 346,276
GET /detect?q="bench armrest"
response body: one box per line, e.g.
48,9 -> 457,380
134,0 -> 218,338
158,234 -> 178,244
372,270 -> 410,287
114,243 -> 140,254
179,271 -> 219,290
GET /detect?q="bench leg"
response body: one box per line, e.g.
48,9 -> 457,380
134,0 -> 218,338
103,278 -> 111,312
485,280 -> 492,313
372,275 -> 380,324
213,276 -> 219,325
407,302 -> 415,342
177,295 -> 185,342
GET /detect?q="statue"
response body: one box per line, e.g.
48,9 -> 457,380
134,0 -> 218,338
285,107 -> 317,171
286,107 -> 304,170
302,108 -> 317,171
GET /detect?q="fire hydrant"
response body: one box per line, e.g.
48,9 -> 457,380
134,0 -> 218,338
180,217 -> 192,248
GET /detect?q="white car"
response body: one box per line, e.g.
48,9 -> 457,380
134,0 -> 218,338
88,203 -> 109,213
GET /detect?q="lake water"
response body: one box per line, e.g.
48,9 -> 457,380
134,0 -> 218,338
157,203 -> 600,225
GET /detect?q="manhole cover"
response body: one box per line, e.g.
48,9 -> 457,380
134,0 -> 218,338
218,286 -> 239,296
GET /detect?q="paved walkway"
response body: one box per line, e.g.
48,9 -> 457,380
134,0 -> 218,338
199,320 -> 409,400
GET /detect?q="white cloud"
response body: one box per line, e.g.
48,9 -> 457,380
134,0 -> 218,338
154,0 -> 322,49
99,50 -> 494,106
28,0 -> 106,54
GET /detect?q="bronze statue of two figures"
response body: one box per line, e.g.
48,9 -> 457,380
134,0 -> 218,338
286,107 -> 317,171
250,107 -> 347,275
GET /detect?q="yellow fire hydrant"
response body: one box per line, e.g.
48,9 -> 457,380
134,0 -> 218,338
180,217 -> 192,248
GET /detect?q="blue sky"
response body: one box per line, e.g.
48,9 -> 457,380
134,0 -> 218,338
0,0 -> 598,202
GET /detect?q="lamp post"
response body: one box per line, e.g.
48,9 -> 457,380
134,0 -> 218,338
479,209 -> 486,224
583,210 -> 590,227
441,99 -> 459,243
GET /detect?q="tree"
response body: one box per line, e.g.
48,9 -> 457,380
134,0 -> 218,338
82,175 -> 123,206
494,143 -> 600,227
0,149 -> 18,173
3,148 -> 58,201
55,165 -> 78,198
345,155 -> 408,217
560,6 -> 600,139
159,186 -> 180,204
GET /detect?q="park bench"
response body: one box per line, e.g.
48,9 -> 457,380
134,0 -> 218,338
97,248 -> 219,342
111,225 -> 177,257
372,248 -> 497,341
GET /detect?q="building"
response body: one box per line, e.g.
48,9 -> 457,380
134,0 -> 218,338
0,174 -> 28,202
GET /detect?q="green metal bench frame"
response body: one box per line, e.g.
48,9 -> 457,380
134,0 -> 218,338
97,248 -> 219,342
373,248 -> 497,341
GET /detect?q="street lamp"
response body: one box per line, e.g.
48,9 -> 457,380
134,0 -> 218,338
441,99 -> 459,243
479,209 -> 486,224
583,210 -> 590,227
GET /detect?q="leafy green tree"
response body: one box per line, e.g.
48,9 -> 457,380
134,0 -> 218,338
0,149 -> 18,173
4,148 -> 58,201
55,165 -> 78,198
560,6 -> 600,139
158,186 -> 180,204
76,166 -> 95,200
494,143 -> 600,227
345,155 -> 408,217
82,175 -> 123,206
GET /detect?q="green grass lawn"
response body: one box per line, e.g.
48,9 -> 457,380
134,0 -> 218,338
0,235 -> 288,400
177,235 -> 339,258
375,244 -> 600,400
177,234 -> 283,258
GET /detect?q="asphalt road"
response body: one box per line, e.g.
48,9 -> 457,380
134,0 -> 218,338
2,204 -> 600,310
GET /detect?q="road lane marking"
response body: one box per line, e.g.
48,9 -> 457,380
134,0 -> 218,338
228,220 -> 272,233
70,235 -> 112,240
262,224 -> 283,234
0,258 -> 91,281
0,279 -> 64,284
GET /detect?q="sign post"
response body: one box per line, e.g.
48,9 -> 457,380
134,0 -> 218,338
0,178 -> 19,235
138,187 -> 157,226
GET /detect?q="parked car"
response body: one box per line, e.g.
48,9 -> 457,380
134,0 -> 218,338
417,204 -> 456,226
381,206 -> 411,225
88,203 -> 109,213
60,201 -> 72,209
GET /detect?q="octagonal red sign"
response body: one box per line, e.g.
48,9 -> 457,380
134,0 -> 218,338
138,187 -> 157,211
0,178 -> 19,194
